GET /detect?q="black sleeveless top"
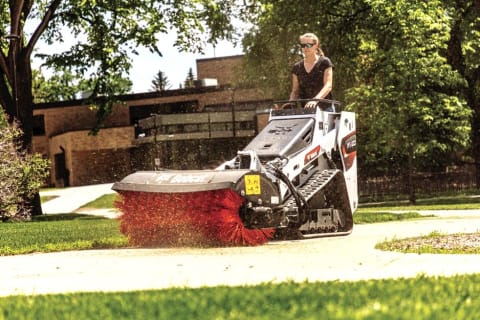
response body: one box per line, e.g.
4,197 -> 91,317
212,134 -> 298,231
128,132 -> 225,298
292,56 -> 334,100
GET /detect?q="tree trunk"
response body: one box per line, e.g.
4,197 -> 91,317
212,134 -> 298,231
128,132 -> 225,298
407,144 -> 416,205
19,52 -> 43,216
4,47 -> 43,216
469,89 -> 480,189
446,1 -> 480,189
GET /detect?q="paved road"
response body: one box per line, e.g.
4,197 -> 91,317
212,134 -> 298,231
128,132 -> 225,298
1,213 -> 480,297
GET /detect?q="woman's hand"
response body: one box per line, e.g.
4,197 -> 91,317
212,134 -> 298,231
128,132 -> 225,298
305,100 -> 318,108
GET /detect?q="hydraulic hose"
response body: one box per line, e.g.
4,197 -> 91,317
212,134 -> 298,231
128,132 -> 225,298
270,166 -> 309,211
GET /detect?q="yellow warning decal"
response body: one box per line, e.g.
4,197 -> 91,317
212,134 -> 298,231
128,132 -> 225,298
244,175 -> 261,195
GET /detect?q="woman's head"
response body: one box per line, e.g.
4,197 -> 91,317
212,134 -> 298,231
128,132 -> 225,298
299,33 -> 324,56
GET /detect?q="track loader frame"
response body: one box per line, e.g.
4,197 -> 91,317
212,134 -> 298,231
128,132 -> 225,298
113,99 -> 357,244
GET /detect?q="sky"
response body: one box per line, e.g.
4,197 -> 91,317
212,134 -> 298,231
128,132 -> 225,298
129,33 -> 244,93
31,27 -> 244,95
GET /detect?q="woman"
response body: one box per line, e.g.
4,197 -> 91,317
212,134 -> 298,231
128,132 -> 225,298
289,33 -> 334,109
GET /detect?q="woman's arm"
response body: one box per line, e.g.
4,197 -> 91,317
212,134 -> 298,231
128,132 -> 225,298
305,67 -> 333,108
314,67 -> 333,99
289,74 -> 299,100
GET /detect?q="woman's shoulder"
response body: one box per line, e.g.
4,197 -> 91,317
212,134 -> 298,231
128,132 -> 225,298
318,56 -> 334,68
293,58 -> 304,65
292,59 -> 304,68
292,59 -> 304,73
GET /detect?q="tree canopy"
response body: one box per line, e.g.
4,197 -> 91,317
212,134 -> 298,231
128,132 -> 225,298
347,1 -> 471,172
0,0 -> 245,215
1,0 -> 243,140
33,68 -> 132,103
151,70 -> 170,92
239,0 -> 478,201
184,67 -> 195,88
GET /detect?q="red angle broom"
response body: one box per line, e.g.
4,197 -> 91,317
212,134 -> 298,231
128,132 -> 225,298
115,188 -> 275,247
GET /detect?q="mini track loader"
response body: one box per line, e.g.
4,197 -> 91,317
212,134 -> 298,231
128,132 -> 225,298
113,99 -> 357,246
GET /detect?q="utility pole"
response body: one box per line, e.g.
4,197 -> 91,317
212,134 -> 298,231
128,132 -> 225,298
151,113 -> 161,170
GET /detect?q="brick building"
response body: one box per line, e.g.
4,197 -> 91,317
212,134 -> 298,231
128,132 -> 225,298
33,55 -> 274,187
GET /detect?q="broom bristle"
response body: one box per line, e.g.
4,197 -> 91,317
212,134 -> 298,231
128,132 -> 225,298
115,189 -> 275,247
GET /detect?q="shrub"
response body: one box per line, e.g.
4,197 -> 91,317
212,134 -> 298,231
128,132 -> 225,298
0,112 -> 49,221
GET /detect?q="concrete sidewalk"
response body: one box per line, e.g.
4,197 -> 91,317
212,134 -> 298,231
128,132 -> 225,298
1,216 -> 480,297
40,183 -> 116,214
4,187 -> 479,297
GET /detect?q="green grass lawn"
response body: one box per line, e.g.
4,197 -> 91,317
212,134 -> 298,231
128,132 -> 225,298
0,192 -> 470,257
39,195 -> 57,203
80,193 -> 119,209
0,215 -> 127,256
0,210 -> 429,256
353,194 -> 480,224
1,275 -> 479,319
358,194 -> 480,211
353,211 -> 432,224
0,192 -> 478,317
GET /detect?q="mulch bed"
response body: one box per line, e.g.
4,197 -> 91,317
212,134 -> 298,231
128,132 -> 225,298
382,233 -> 480,252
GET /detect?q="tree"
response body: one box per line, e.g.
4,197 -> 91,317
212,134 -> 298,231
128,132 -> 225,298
32,68 -> 78,102
444,0 -> 480,187
347,1 -> 471,202
0,0 -> 241,215
0,110 -> 49,220
184,67 -> 195,88
239,0 -> 370,100
151,70 -> 170,92
239,0 -> 474,203
33,68 -> 132,103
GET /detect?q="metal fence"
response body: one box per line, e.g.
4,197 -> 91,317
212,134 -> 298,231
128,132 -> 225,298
359,171 -> 478,201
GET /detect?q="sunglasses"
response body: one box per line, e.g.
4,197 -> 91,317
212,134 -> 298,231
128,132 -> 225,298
299,43 -> 315,48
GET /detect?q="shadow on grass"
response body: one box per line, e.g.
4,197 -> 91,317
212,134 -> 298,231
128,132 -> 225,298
361,194 -> 480,208
354,211 -> 434,224
32,213 -> 107,222
40,195 -> 58,203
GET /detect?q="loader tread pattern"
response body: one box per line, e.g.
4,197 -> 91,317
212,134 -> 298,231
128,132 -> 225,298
285,169 -> 338,210
285,169 -> 353,233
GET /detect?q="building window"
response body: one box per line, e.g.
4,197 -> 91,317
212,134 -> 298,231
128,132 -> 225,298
33,115 -> 46,136
130,101 -> 199,137
129,101 -> 199,125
